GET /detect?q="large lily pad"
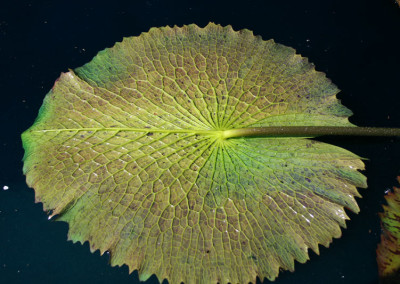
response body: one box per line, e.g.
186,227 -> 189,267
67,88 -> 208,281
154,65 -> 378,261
22,23 -> 367,283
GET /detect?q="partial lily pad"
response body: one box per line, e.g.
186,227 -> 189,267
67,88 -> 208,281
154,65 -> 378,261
377,177 -> 400,283
22,23 -> 367,283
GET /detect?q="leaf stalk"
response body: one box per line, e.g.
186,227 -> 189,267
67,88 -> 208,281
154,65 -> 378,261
222,126 -> 400,139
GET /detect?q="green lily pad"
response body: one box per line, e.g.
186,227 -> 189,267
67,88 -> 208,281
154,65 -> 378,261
22,23 -> 367,283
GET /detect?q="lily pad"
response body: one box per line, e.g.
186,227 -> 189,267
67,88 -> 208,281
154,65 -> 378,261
22,23 -> 367,283
377,177 -> 400,283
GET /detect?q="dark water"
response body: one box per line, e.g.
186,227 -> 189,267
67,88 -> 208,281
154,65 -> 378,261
1,1 -> 400,283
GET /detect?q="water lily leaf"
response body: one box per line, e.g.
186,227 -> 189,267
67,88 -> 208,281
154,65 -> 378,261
22,23 -> 367,283
377,177 -> 400,283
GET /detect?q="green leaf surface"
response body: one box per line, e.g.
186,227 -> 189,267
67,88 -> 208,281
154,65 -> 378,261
22,23 -> 367,283
377,177 -> 400,282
